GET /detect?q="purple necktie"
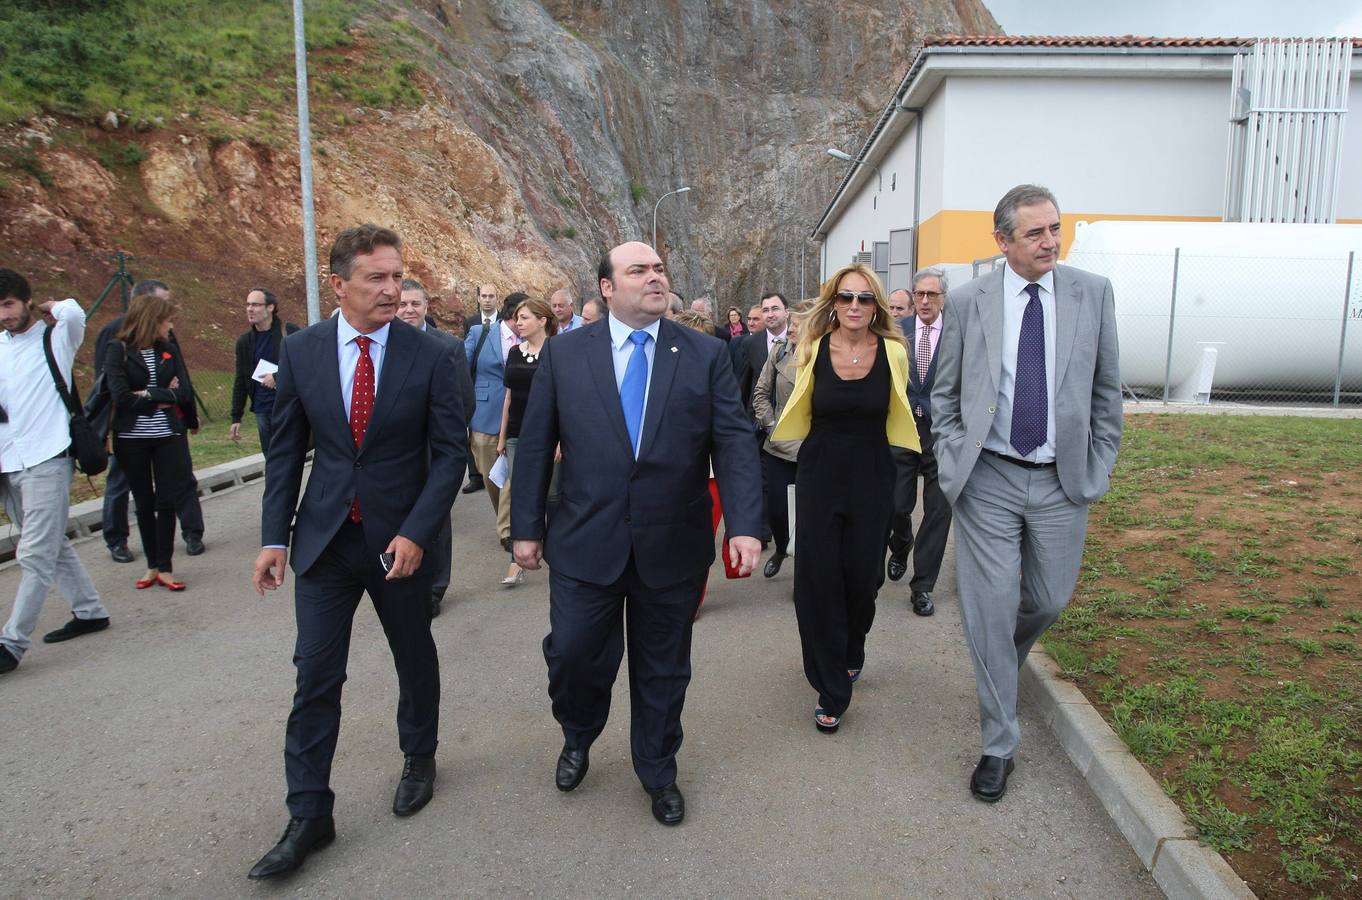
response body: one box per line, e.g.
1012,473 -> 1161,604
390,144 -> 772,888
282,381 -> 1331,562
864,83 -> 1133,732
1010,283 -> 1047,457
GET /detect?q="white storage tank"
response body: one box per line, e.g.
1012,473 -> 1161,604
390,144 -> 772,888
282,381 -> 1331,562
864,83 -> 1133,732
1064,220 -> 1362,396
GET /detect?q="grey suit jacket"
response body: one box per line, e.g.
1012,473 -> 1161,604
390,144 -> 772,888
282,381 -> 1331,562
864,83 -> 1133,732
931,265 -> 1122,507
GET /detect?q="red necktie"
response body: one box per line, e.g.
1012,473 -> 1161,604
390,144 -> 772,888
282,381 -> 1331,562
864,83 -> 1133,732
349,335 -> 374,522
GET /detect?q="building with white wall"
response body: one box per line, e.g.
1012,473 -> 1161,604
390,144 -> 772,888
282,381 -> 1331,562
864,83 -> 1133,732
812,36 -> 1362,289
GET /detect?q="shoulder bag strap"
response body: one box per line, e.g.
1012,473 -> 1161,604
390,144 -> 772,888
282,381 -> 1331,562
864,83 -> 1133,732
42,325 -> 83,416
469,321 -> 493,380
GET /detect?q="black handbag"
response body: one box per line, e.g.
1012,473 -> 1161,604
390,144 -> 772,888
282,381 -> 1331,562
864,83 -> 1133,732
42,324 -> 110,476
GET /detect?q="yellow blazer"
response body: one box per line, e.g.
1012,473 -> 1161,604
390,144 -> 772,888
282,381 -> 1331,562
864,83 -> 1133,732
771,334 -> 921,452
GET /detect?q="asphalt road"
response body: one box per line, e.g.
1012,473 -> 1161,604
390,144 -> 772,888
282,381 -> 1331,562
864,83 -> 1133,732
0,476 -> 1158,899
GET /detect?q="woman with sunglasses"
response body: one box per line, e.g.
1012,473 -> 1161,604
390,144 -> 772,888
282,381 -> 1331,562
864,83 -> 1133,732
771,264 -> 919,733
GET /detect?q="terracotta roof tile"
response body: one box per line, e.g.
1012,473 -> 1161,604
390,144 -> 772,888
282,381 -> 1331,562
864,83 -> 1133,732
925,35 -> 1360,49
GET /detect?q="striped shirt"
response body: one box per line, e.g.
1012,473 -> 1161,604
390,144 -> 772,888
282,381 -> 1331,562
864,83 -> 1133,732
118,348 -> 175,439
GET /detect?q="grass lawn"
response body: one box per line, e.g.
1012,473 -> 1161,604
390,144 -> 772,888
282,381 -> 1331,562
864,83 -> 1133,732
1044,413 -> 1362,899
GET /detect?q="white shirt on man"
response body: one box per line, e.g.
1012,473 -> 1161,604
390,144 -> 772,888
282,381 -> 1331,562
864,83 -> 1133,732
983,264 -> 1058,463
765,326 -> 787,355
0,299 -> 85,473
607,312 -> 660,455
336,314 -> 389,420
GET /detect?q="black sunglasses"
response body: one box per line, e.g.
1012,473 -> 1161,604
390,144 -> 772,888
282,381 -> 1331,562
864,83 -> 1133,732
834,291 -> 876,306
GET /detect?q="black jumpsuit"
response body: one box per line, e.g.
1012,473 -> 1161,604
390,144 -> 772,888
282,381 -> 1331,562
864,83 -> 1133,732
792,335 -> 896,719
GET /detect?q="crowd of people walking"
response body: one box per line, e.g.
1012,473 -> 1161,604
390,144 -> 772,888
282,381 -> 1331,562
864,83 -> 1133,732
1,182 -> 1122,882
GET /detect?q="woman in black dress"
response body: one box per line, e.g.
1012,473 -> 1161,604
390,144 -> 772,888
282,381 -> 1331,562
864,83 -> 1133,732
104,292 -> 198,591
497,296 -> 558,586
771,264 -> 919,732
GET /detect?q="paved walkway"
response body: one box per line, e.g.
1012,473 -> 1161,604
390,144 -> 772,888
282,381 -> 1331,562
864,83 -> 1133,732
0,477 -> 1158,898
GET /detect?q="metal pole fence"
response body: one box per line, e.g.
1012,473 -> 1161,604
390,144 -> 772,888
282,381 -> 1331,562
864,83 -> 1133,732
1162,247 -> 1181,404
1333,250 -> 1355,408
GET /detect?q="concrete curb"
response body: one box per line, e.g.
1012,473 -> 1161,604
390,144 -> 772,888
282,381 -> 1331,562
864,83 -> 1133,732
1021,651 -> 1258,900
0,453 -> 271,564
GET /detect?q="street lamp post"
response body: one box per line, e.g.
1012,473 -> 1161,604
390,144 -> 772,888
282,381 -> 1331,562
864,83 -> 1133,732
652,186 -> 692,249
826,148 -> 882,194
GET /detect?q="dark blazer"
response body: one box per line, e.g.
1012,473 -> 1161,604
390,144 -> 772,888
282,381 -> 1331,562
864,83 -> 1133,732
510,318 -> 763,589
103,338 -> 198,435
740,330 -> 781,416
231,318 -> 300,422
261,317 -> 468,577
900,314 -> 942,422
424,325 -> 476,422
95,316 -> 197,427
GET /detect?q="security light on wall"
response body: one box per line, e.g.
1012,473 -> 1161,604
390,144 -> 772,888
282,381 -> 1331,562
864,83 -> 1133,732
826,147 -> 883,202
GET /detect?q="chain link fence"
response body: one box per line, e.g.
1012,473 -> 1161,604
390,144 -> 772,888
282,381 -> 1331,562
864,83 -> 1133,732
1065,247 -> 1360,407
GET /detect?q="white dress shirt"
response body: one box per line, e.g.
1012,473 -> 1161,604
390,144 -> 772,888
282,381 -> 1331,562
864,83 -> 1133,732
0,299 -> 86,472
607,313 -> 660,456
984,264 -> 1058,463
336,314 -> 389,420
765,326 -> 787,355
498,320 -> 518,360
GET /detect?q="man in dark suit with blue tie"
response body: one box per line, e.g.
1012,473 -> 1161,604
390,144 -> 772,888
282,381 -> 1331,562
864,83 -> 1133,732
511,241 -> 763,826
248,225 -> 467,879
886,269 -> 952,617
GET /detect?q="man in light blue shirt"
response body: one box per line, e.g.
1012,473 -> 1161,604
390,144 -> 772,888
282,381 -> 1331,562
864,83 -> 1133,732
550,288 -> 584,333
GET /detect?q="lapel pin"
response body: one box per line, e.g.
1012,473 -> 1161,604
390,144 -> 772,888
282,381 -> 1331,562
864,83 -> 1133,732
670,346 -> 678,353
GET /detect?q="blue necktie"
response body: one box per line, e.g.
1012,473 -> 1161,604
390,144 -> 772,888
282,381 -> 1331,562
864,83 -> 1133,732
620,330 -> 651,457
1010,283 -> 1047,457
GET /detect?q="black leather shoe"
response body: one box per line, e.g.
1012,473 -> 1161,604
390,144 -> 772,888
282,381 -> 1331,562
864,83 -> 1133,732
500,537 -> 513,553
462,477 -> 485,494
970,755 -> 1015,803
648,783 -> 685,826
911,591 -> 935,616
185,537 -> 205,556
763,552 -> 787,578
555,745 -> 589,792
109,544 -> 135,563
0,646 -> 18,674
392,754 -> 436,816
887,555 -> 908,581
42,615 -> 110,644
247,815 -> 335,879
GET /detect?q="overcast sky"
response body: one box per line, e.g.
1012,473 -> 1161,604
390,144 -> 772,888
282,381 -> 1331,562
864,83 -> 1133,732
983,0 -> 1362,39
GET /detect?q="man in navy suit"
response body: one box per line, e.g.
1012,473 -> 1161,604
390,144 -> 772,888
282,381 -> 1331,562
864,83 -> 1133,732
886,268 -> 952,617
511,241 -> 763,826
249,225 -> 466,879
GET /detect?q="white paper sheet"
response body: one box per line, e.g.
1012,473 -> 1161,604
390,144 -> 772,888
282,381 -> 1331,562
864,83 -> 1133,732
488,453 -> 510,489
251,359 -> 279,383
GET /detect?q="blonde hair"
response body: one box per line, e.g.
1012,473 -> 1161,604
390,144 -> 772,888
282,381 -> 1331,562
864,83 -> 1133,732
794,264 -> 904,367
673,310 -> 715,335
513,296 -> 558,337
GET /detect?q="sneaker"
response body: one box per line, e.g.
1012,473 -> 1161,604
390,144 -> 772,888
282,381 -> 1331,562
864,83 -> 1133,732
0,646 -> 18,674
43,615 -> 111,644
185,537 -> 206,556
109,544 -> 135,563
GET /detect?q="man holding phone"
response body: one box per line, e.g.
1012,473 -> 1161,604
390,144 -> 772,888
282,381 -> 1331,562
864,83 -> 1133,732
249,225 -> 466,879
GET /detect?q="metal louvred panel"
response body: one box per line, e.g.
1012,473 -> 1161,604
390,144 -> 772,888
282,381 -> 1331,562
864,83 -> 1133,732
1224,39 -> 1352,224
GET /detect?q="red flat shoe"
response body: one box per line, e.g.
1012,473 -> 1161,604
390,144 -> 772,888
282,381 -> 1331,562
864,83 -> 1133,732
156,575 -> 186,592
135,576 -> 157,589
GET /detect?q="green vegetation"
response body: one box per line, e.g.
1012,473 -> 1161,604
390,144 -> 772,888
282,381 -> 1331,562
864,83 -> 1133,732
629,176 -> 647,204
1045,414 -> 1362,897
0,0 -> 421,128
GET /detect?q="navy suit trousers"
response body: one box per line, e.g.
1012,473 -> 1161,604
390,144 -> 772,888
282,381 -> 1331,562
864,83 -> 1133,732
544,555 -> 706,791
285,519 -> 439,818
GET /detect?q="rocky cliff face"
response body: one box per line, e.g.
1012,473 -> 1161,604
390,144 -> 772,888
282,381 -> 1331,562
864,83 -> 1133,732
0,0 -> 998,338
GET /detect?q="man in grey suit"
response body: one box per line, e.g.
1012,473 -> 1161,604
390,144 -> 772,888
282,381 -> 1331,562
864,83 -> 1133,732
398,279 -> 476,617
932,185 -> 1122,803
